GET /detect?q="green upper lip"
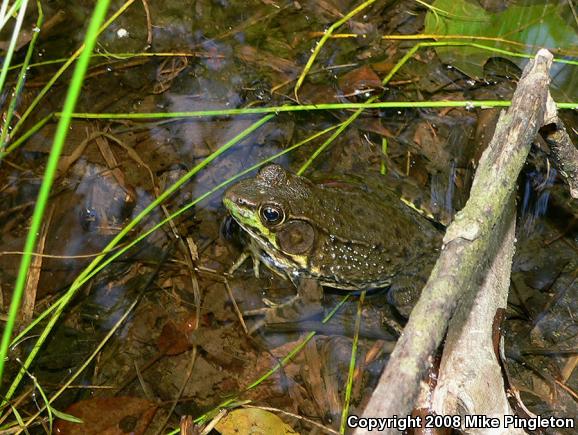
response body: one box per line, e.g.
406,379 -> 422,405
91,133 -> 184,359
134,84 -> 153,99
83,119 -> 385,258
222,197 -> 234,211
223,197 -> 250,220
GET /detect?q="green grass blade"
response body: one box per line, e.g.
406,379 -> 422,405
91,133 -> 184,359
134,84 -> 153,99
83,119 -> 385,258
63,100 -> 510,118
60,99 -> 576,119
297,109 -> 365,175
0,0 -> 111,388
49,408 -> 83,424
293,0 -> 377,99
0,0 -> 9,24
1,114 -> 274,408
7,0 -> 136,142
380,137 -> 388,175
0,0 -> 29,96
0,0 -> 24,30
340,291 -> 364,433
0,1 -> 43,149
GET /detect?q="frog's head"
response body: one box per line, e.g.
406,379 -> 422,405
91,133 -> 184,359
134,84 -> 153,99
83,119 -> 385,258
223,164 -> 316,264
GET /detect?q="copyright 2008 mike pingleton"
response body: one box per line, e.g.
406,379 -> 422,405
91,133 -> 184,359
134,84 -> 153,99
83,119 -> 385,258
346,414 -> 576,432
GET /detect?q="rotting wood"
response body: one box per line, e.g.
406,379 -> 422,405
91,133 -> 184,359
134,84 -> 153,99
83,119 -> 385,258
354,49 -> 554,434
541,93 -> 578,199
430,196 -> 525,434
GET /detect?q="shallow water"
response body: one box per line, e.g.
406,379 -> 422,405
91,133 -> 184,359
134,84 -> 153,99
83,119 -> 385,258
1,0 -> 577,432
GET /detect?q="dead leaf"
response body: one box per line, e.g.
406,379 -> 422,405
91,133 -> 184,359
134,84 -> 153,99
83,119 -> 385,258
215,408 -> 299,435
338,65 -> 382,96
157,320 -> 193,356
236,45 -> 298,76
54,397 -> 157,434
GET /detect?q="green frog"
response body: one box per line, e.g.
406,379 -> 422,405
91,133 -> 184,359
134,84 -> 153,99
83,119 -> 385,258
223,164 -> 442,326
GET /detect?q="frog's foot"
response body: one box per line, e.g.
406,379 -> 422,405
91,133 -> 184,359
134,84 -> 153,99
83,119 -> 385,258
244,295 -> 324,323
386,274 -> 423,319
243,278 -> 324,332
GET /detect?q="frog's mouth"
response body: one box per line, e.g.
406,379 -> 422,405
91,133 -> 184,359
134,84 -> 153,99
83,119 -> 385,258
223,198 -> 274,242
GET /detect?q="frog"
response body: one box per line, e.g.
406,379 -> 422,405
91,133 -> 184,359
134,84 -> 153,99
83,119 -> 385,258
222,164 -> 443,327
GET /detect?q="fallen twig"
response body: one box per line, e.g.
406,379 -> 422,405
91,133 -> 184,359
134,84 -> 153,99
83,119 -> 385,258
355,49 -> 554,433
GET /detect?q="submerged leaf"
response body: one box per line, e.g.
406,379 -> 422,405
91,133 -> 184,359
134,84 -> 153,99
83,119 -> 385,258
215,408 -> 299,435
424,0 -> 578,99
54,397 -> 157,434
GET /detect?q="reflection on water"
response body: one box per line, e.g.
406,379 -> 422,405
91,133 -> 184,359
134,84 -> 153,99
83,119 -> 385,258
521,167 -> 557,233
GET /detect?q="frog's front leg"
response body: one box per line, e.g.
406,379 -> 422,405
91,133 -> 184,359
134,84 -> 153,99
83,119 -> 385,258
244,278 -> 324,329
228,250 -> 262,278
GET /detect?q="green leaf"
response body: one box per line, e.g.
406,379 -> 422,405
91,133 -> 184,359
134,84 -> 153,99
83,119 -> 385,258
424,0 -> 578,99
50,406 -> 84,424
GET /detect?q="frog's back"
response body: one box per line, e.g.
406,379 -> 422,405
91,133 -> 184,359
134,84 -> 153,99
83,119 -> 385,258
301,178 -> 442,290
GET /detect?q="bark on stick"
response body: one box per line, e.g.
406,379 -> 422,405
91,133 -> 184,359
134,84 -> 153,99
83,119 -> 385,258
354,49 -> 553,434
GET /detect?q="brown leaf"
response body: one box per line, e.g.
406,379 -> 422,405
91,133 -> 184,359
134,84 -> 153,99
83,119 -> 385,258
157,320 -> 193,356
236,45 -> 298,76
54,397 -> 157,435
338,65 -> 382,96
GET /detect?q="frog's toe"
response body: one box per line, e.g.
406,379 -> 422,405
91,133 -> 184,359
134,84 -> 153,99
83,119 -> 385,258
243,306 -> 275,317
243,298 -> 323,329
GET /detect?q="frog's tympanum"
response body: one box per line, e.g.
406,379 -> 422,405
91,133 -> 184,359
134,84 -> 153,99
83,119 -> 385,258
223,164 -> 442,325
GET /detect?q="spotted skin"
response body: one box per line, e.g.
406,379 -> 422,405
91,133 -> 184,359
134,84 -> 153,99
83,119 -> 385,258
223,164 -> 442,319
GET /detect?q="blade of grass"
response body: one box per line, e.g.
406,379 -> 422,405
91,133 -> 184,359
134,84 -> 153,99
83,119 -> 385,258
0,0 -> 24,30
0,0 -> 9,24
0,0 -> 29,96
7,50 -> 223,72
1,113 -> 53,157
414,0 -> 490,21
297,37 -> 408,173
60,99 -> 575,118
293,0 -> 378,100
380,137 -> 388,175
0,97 -> 546,158
64,100 -> 513,118
0,1 -> 43,149
339,291 -> 364,434
0,114 -> 274,409
0,0 -> 112,388
3,40 -> 577,156
5,95 -> 576,158
297,108 -> 365,175
6,0 -> 136,143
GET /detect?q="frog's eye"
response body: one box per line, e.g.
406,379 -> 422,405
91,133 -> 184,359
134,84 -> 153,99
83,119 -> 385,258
259,203 -> 285,226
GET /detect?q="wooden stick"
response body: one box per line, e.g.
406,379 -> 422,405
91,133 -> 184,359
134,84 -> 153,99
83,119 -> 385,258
354,49 -> 553,434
